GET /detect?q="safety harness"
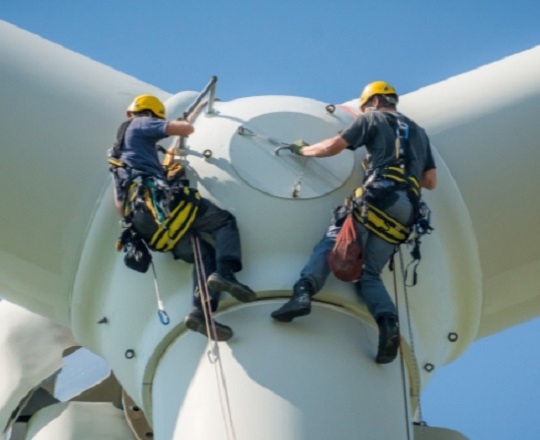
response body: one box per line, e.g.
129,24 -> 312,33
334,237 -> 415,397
108,119 -> 201,269
352,113 -> 433,284
352,187 -> 412,245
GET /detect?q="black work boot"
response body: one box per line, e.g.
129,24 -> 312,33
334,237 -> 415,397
184,310 -> 234,342
207,272 -> 257,303
375,314 -> 400,364
271,279 -> 313,322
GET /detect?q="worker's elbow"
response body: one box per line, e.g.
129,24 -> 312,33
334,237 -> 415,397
177,122 -> 194,137
166,121 -> 194,137
423,180 -> 437,190
184,124 -> 195,136
423,177 -> 437,190
421,169 -> 437,190
327,136 -> 348,156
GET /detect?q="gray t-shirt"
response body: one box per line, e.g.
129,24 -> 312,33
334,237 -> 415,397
120,116 -> 168,177
341,109 -> 435,184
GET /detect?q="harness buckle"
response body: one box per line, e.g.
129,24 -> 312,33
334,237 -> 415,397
396,120 -> 409,140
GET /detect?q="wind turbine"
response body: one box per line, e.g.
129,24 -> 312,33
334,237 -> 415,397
0,19 -> 539,439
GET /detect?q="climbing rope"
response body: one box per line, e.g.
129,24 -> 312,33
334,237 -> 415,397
392,248 -> 427,439
390,252 -> 413,440
191,235 -> 238,440
399,248 -> 425,426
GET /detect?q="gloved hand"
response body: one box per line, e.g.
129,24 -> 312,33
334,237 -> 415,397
289,139 -> 310,155
274,139 -> 310,156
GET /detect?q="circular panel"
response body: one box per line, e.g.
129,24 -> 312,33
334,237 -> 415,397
230,111 -> 355,199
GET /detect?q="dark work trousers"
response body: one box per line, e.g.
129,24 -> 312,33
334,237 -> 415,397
298,191 -> 414,321
172,198 -> 243,312
114,170 -> 242,313
353,191 -> 414,319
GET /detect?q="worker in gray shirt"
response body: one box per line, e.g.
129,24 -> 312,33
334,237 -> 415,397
271,81 -> 437,364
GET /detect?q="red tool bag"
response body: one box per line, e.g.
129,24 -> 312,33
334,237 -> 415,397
328,215 -> 363,282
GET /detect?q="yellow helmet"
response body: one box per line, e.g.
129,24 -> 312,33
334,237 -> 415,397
126,94 -> 166,119
359,81 -> 398,107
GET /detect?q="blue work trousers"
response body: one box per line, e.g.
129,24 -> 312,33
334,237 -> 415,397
299,191 -> 414,320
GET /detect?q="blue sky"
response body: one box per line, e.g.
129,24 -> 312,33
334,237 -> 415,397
3,1 -> 540,438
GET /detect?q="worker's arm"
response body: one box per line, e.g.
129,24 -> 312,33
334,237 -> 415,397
113,186 -> 124,217
297,135 -> 349,158
421,168 -> 437,190
165,120 -> 194,137
185,100 -> 209,124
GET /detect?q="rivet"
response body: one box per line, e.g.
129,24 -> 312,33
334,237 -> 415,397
424,363 -> 435,372
125,349 -> 135,359
325,104 -> 336,113
448,332 -> 459,342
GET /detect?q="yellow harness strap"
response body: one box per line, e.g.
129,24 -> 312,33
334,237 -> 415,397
353,187 -> 410,245
148,187 -> 201,252
111,153 -> 200,251
380,166 -> 420,198
108,157 -> 125,168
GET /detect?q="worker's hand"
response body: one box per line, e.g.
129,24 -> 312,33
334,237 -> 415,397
289,139 -> 310,155
274,139 -> 310,156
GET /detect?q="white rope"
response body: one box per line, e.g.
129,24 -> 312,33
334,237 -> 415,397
191,235 -> 237,440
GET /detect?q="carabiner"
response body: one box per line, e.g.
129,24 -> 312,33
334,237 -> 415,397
158,309 -> 170,325
274,145 -> 292,156
396,120 -> 409,140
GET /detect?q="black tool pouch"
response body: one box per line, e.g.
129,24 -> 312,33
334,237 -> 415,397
123,233 -> 152,273
364,179 -> 399,210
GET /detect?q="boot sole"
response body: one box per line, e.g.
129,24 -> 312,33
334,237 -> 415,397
185,315 -> 233,341
207,276 -> 257,303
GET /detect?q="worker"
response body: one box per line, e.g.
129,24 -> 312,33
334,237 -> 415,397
271,81 -> 437,364
109,94 -> 257,341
